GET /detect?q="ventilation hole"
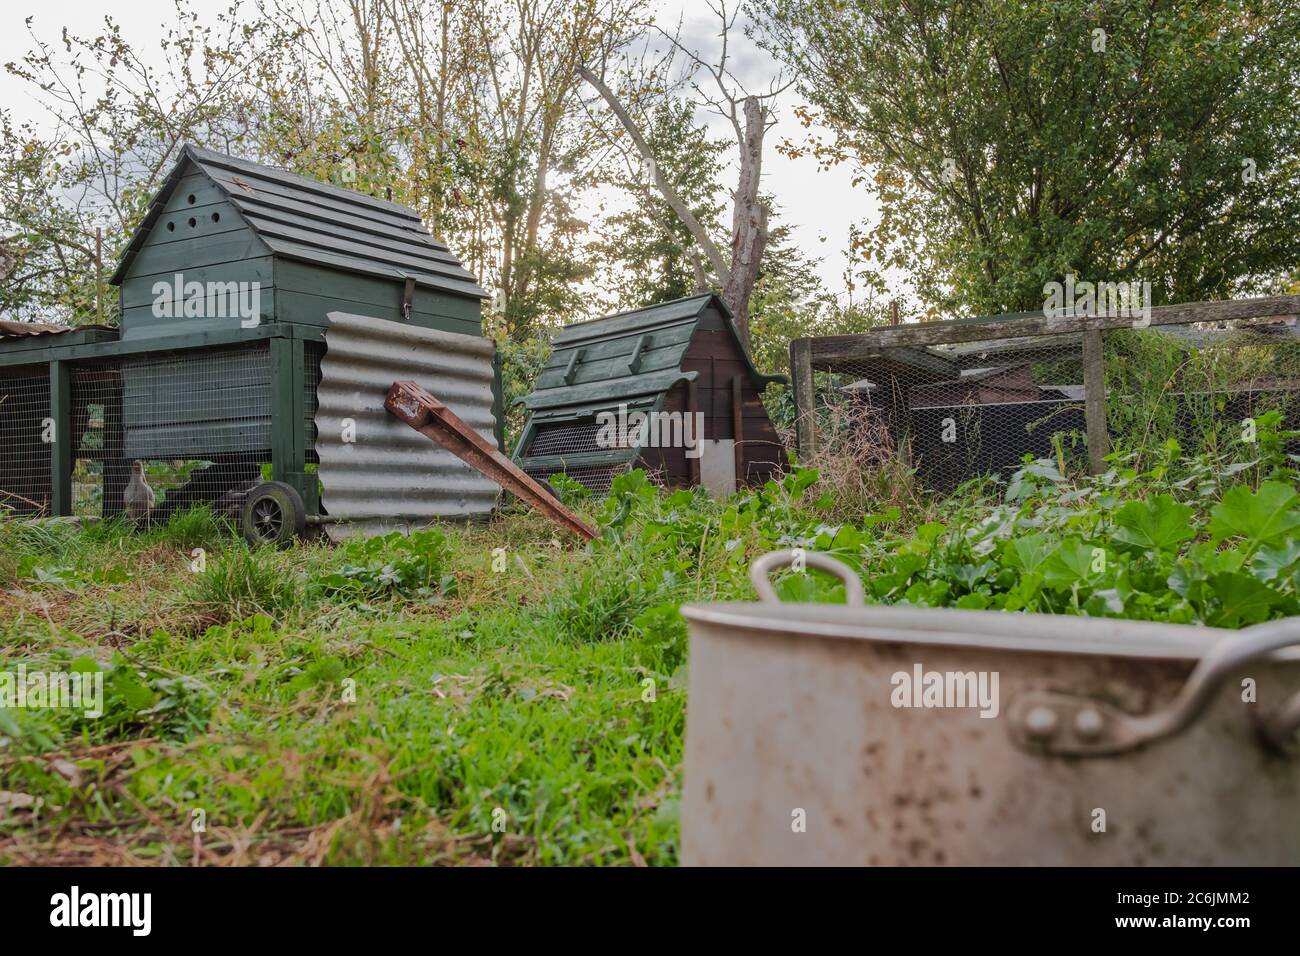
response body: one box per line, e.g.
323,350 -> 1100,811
166,221 -> 175,232
188,217 -> 197,228
187,194 -> 196,204
211,212 -> 221,223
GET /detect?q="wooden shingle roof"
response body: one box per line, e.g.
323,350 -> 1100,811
111,144 -> 486,299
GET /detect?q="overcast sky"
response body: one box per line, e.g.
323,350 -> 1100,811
0,0 -> 880,304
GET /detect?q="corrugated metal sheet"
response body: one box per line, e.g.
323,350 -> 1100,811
0,319 -> 115,340
111,144 -> 487,299
316,311 -> 499,540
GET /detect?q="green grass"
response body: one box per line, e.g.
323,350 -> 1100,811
0,497 -> 717,865
4,441 -> 1300,865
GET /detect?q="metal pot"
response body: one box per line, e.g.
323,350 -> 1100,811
680,550 -> 1300,866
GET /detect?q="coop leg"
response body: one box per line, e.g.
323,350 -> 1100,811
49,360 -> 72,517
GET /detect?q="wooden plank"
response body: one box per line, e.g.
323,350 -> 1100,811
270,337 -> 300,487
251,222 -> 474,284
804,295 -> 1300,361
123,235 -> 270,280
275,260 -> 481,322
1083,329 -> 1108,474
232,194 -> 466,266
276,289 -> 480,337
158,173 -> 227,214
120,257 -> 276,309
120,289 -> 276,341
688,379 -> 701,486
49,360 -> 72,516
732,375 -> 744,485
125,420 -> 272,457
790,338 -> 816,457
263,239 -> 485,299
555,297 -> 707,344
142,199 -> 248,250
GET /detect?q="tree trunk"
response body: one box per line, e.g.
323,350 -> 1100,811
722,97 -> 769,347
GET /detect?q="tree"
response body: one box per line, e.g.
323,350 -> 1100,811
579,0 -> 792,345
1,2 -> 273,321
592,99 -> 727,311
757,0 -> 1300,315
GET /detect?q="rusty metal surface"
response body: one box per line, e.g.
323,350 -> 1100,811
679,551 -> 1300,866
315,312 -> 499,541
386,380 -> 598,541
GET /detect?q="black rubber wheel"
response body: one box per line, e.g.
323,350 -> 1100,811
240,481 -> 306,548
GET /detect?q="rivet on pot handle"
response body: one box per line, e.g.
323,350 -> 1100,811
1009,618 -> 1300,757
750,550 -> 866,606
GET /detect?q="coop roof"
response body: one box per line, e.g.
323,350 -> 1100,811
110,144 -> 486,298
519,293 -> 781,418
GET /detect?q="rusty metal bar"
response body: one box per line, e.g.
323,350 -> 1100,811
384,380 -> 599,541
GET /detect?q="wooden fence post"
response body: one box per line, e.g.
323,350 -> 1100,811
1083,328 -> 1108,474
49,359 -> 72,516
790,338 -> 816,459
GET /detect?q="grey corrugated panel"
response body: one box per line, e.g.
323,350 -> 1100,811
315,311 -> 499,542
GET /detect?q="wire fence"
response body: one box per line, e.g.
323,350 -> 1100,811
791,298 -> 1300,492
0,364 -> 53,515
0,343 -> 282,522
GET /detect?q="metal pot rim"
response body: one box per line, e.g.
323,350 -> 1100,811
680,602 -> 1300,662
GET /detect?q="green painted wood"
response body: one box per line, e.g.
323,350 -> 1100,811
518,449 -> 638,471
120,289 -> 275,340
158,172 -> 227,214
541,322 -> 694,367
143,199 -> 249,250
122,346 -> 274,457
523,368 -> 698,411
119,258 -> 276,310
535,340 -> 690,388
276,289 -> 479,336
49,360 -> 72,516
123,234 -> 271,281
270,336 -> 299,487
233,197 -> 467,265
276,260 -> 481,322
0,325 -> 287,368
556,294 -> 711,344
126,421 -> 273,458
261,236 -> 484,299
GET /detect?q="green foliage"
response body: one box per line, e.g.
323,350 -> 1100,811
593,101 -> 727,311
314,529 -> 455,600
6,444 -> 1300,866
758,0 -> 1300,314
187,545 -> 305,620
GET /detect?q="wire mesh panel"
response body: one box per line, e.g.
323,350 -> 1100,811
525,462 -> 629,497
70,363 -> 125,519
304,340 -> 324,464
1105,320 -> 1300,463
87,343 -> 275,522
803,334 -> 1088,490
794,302 -> 1300,493
0,364 -> 53,515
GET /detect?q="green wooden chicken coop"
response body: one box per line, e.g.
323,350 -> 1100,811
0,144 -> 502,542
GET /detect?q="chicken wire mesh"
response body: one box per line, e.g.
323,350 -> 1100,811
63,345 -> 274,522
0,364 -> 54,515
797,315 -> 1300,492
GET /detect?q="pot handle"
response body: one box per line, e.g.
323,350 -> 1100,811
750,549 -> 866,606
1009,617 -> 1300,757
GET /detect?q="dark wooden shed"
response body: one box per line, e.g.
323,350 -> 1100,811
514,293 -> 786,495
